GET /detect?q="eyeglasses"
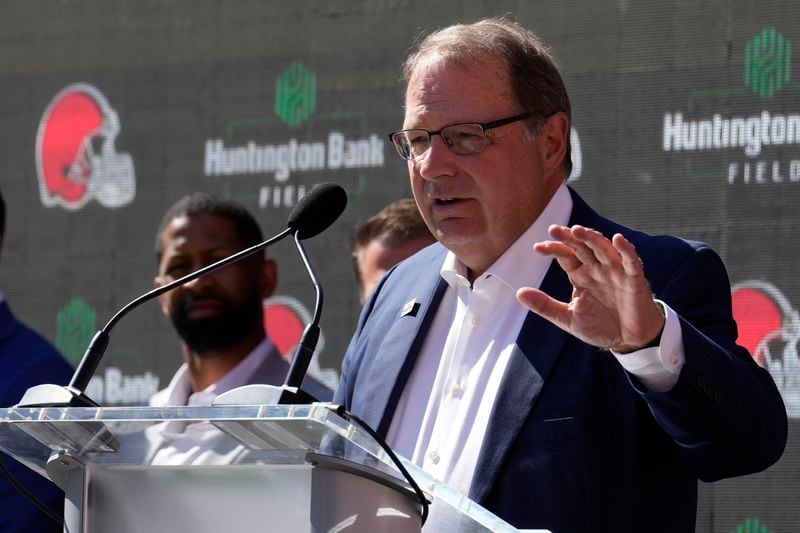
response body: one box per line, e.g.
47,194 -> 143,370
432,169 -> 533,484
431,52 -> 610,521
388,112 -> 532,160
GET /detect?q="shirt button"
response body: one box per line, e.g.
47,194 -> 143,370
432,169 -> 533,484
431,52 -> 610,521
429,451 -> 440,464
471,315 -> 481,326
670,356 -> 678,365
450,383 -> 463,397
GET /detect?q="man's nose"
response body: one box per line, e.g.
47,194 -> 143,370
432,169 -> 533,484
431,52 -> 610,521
416,135 -> 457,180
182,266 -> 217,290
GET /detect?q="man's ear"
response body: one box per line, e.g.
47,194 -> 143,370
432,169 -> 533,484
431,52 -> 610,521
259,259 -> 278,299
538,112 -> 569,178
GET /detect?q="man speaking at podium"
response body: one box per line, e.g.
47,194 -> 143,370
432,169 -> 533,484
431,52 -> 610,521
334,18 -> 787,532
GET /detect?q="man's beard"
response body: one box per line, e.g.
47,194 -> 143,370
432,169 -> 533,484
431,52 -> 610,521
169,291 -> 263,356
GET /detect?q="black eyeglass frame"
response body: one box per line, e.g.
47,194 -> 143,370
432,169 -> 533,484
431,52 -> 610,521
387,112 -> 533,160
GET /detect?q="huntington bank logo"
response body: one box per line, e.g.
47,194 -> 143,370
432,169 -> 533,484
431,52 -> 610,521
56,297 -> 158,404
204,63 -> 385,209
36,83 -> 136,210
744,28 -> 792,98
662,28 -> 800,185
275,63 -> 317,127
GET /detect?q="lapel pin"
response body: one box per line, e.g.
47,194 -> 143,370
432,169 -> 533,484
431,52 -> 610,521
400,298 -> 420,318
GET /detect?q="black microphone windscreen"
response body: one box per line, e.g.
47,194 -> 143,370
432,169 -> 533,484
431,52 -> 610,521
287,182 -> 348,239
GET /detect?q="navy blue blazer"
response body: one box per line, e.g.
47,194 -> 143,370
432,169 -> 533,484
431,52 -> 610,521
0,300 -> 74,533
334,189 -> 787,532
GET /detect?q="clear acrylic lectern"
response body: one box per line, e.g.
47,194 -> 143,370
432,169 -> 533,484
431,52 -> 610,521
0,403 -> 524,532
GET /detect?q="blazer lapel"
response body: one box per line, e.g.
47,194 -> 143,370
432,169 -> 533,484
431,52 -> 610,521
469,249 -> 574,503
469,187 -> 605,502
355,275 -> 449,437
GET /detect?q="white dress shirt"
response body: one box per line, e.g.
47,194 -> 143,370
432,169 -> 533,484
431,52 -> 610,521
150,338 -> 277,408
386,183 -> 685,495
147,338 -> 277,465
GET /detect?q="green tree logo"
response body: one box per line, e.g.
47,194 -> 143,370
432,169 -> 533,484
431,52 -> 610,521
744,28 -> 792,98
56,297 -> 96,365
274,62 -> 317,127
732,517 -> 771,533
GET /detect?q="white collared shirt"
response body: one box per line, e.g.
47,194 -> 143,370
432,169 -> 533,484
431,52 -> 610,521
386,184 -> 685,495
147,338 -> 277,465
149,337 -> 276,408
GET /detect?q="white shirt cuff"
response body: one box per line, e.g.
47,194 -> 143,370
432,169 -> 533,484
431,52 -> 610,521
612,300 -> 684,392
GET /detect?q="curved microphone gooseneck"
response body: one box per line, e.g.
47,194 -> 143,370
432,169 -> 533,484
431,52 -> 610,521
284,183 -> 347,393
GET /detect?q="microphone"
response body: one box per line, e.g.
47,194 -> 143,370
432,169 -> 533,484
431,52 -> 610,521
285,183 -> 346,389
288,182 -> 347,240
16,182 -> 347,408
214,183 -> 347,406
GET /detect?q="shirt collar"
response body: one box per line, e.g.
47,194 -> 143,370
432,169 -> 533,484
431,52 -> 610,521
440,183 -> 573,292
159,337 -> 277,407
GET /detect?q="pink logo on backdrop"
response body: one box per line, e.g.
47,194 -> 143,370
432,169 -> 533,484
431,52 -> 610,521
36,83 -> 135,210
732,280 -> 800,417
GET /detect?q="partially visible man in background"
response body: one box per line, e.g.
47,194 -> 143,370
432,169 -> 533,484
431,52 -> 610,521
0,188 -> 73,532
352,198 -> 435,304
149,193 -> 331,419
